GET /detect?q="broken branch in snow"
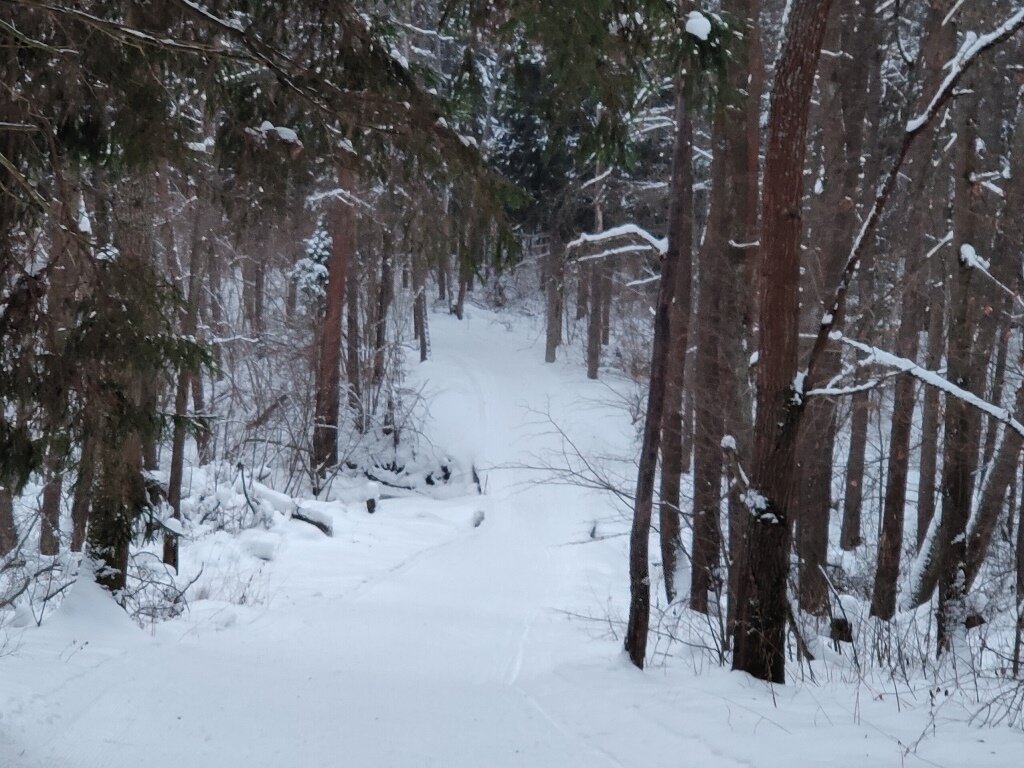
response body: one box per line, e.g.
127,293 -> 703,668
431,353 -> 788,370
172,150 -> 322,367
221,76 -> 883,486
291,507 -> 333,536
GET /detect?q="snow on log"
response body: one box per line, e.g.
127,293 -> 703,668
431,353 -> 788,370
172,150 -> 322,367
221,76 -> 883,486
291,505 -> 334,537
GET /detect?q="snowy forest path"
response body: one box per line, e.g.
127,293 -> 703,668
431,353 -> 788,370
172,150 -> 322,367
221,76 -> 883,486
0,307 -> 713,768
4,307 -> 993,768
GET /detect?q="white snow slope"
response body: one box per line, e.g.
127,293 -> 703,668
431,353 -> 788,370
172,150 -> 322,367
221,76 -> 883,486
2,308 -> 1023,767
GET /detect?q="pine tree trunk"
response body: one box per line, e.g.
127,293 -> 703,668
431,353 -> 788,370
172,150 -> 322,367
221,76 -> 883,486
413,254 -> 429,363
0,487 -> 16,556
163,371 -> 189,570
600,263 -> 612,346
839,390 -> 869,550
39,467 -> 62,556
346,247 -> 364,432
794,0 -> 880,615
689,1 -> 763,577
192,368 -> 211,466
932,40 -> 1007,647
658,89 -> 694,606
731,0 -> 833,684
576,264 -> 589,322
586,189 -> 605,380
624,82 -> 693,668
963,385 -> 1024,591
372,244 -> 393,394
544,241 -> 564,363
312,164 -> 355,480
90,433 -> 146,598
936,254 -> 981,651
586,264 -> 602,379
690,87 -> 724,615
837,238 -> 877,553
71,429 -> 96,552
981,319 -> 1010,476
164,214 -> 205,570
917,261 -> 946,547
1015,488 -> 1024,676
437,257 -> 448,303
870,291 -> 923,619
454,276 -> 467,320
679,382 -> 694,475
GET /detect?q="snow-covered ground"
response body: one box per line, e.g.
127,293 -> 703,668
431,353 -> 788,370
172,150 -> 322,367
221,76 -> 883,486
2,309 -> 1023,767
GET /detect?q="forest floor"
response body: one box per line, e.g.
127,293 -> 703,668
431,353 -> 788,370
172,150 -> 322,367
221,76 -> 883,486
2,308 -> 1024,767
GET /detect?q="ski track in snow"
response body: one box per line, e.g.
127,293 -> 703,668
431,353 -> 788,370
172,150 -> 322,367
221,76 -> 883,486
3,308 -> 1024,767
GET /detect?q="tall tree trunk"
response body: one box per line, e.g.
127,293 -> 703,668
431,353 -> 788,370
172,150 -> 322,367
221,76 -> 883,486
586,182 -> 605,380
90,433 -> 146,598
794,0 -> 880,614
867,6 -> 954,613
312,164 -> 355,481
413,253 -> 429,363
679,381 -> 694,475
731,0 -> 833,684
437,259 -> 448,303
544,241 -> 564,363
39,470 -> 62,556
838,220 -> 878,553
585,264 -> 602,379
870,289 -> 923,619
372,242 -> 393,394
690,85 -> 727,615
935,82 -> 988,651
931,29 -> 1008,648
659,89 -> 694,605
600,262 -> 612,346
963,384 -> 1024,591
192,367 -> 211,466
839,389 -> 869,550
576,263 -> 589,322
719,0 -> 764,635
70,429 -> 96,552
624,81 -> 693,668
164,215 -> 204,571
917,256 -> 947,547
0,487 -> 15,556
346,246 -> 364,431
1015,487 -> 1024,676
981,319 -> 1010,476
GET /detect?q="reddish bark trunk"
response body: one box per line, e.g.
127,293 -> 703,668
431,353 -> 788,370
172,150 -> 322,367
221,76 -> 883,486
312,165 -> 355,480
659,89 -> 694,605
731,0 -> 833,684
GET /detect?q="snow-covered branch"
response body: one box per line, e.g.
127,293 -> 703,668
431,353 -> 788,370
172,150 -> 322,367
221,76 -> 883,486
837,336 -> 1024,438
575,245 -> 654,262
804,7 -> 1024,390
959,243 -> 1024,312
566,223 -> 668,254
906,8 -> 1024,132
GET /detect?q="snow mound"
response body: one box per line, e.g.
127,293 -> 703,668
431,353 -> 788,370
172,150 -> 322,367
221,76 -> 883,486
686,11 -> 712,41
45,565 -> 139,639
